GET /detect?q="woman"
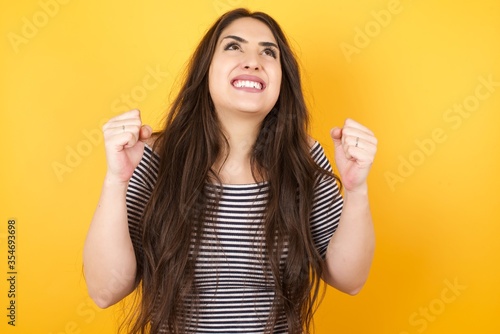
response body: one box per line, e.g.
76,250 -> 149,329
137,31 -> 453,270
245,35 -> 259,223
83,8 -> 377,334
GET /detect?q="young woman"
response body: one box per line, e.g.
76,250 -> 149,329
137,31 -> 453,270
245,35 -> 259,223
83,8 -> 377,334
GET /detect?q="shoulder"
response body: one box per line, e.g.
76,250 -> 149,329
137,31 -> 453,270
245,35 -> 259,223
307,136 -> 332,171
307,136 -> 323,156
144,132 -> 161,156
134,132 -> 161,178
144,135 -> 157,148
307,136 -> 316,149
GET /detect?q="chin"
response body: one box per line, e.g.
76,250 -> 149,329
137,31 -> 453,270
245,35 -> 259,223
237,108 -> 273,117
233,102 -> 275,114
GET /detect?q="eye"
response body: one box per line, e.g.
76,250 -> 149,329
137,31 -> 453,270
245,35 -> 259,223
262,48 -> 277,59
224,42 -> 241,51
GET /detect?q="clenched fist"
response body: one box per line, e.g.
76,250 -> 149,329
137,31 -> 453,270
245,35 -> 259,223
102,109 -> 152,184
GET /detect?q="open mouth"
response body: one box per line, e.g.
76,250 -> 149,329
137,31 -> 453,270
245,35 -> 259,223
232,80 -> 263,90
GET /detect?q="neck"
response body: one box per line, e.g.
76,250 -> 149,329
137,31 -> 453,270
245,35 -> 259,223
217,110 -> 265,161
212,109 -> 267,184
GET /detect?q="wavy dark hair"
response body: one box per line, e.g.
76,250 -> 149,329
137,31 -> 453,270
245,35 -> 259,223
126,8 -> 340,334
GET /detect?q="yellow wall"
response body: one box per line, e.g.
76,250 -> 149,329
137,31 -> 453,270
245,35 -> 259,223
1,0 -> 499,333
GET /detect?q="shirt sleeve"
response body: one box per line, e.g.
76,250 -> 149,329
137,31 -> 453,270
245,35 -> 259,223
309,142 -> 344,258
125,145 -> 159,280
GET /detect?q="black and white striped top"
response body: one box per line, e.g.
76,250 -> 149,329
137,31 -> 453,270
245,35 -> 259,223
126,141 -> 343,333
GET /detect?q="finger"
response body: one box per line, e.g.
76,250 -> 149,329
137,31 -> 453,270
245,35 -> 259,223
334,127 -> 369,151
348,135 -> 374,150
343,134 -> 377,152
330,127 -> 343,149
103,115 -> 143,149
341,136 -> 377,162
102,109 -> 146,151
341,128 -> 378,147
110,109 -> 141,122
344,118 -> 375,136
343,119 -> 376,142
343,145 -> 376,166
102,110 -> 142,131
111,124 -> 142,137
123,130 -> 141,148
106,130 -> 141,151
103,118 -> 142,131
139,125 -> 153,142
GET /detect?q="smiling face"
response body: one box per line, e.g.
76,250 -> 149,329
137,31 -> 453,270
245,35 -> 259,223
208,17 -> 282,119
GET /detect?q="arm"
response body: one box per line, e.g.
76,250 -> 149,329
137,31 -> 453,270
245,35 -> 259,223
83,177 -> 137,308
323,186 -> 375,295
83,109 -> 152,308
321,119 -> 377,295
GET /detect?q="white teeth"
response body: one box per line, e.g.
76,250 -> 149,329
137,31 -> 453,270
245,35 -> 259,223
233,80 -> 263,90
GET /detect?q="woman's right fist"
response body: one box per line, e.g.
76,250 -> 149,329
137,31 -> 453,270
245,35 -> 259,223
102,109 -> 152,184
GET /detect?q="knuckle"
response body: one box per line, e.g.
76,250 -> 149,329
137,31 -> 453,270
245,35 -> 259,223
124,131 -> 136,141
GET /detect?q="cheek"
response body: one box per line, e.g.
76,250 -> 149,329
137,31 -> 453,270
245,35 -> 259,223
209,60 -> 228,88
208,64 -> 230,110
269,62 -> 282,84
208,65 -> 221,98
208,66 -> 215,93
276,64 -> 283,83
271,70 -> 282,98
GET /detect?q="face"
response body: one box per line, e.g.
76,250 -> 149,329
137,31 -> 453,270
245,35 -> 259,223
208,17 -> 282,119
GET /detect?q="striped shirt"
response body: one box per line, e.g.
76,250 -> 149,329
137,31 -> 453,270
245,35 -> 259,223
126,141 -> 343,333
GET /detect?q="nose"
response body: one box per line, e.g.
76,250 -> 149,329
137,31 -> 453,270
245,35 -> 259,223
242,53 -> 261,71
244,64 -> 260,70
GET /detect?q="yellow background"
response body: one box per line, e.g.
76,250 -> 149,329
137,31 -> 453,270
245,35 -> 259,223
1,0 -> 499,333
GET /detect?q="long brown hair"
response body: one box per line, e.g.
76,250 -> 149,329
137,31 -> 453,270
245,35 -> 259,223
127,8 -> 340,334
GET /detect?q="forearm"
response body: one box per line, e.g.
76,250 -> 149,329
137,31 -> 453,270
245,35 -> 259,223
323,185 -> 375,295
83,176 -> 138,308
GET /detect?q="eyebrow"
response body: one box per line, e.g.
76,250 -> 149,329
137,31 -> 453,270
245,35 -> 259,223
221,35 -> 279,49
